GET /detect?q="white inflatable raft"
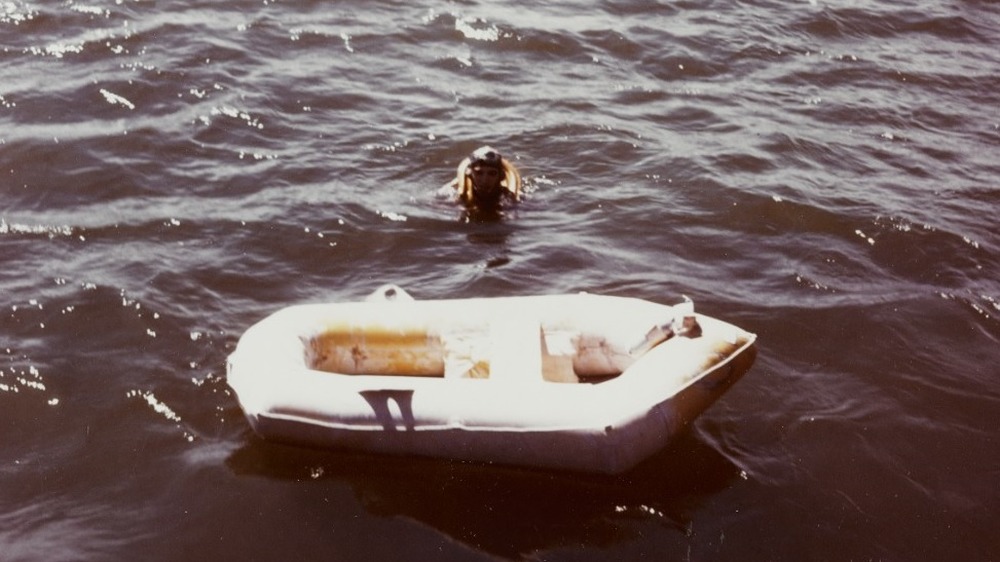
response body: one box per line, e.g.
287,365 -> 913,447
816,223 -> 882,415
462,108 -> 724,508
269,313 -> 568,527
226,285 -> 757,474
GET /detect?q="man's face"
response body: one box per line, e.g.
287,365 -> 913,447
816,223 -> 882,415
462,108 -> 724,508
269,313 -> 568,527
470,164 -> 502,194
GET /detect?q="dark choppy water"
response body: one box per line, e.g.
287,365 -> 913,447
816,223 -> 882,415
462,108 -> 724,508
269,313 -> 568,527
2,1 -> 999,560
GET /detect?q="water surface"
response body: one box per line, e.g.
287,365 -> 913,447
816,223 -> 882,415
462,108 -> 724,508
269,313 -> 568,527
2,1 -> 999,560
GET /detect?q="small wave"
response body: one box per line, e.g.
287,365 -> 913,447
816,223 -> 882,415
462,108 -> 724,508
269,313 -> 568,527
126,389 -> 196,442
793,6 -> 983,42
0,218 -> 78,239
0,1 -> 37,25
454,15 -> 501,42
0,347 -> 58,407
99,88 -> 136,110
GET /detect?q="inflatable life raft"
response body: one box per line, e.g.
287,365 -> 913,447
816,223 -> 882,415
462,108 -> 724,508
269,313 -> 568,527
226,285 -> 757,474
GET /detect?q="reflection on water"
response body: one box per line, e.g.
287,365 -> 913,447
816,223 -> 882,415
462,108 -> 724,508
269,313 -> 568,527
465,219 -> 516,269
227,431 -> 740,559
461,206 -> 509,225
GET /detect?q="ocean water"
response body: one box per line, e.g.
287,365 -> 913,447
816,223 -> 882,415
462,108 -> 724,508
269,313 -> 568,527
2,0 -> 998,560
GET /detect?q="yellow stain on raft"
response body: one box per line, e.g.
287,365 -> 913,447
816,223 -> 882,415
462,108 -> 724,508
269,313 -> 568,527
308,322 -> 447,376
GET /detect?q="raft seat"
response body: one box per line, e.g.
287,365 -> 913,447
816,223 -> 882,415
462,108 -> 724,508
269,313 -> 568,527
488,317 -> 544,382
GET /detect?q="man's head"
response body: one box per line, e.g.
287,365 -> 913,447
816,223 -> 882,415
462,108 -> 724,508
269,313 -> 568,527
467,146 -> 504,196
